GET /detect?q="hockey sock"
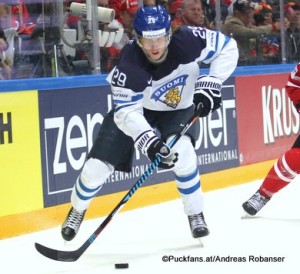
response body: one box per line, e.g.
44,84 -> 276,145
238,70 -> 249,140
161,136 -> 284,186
71,158 -> 114,211
175,167 -> 204,215
259,148 -> 300,198
170,135 -> 204,215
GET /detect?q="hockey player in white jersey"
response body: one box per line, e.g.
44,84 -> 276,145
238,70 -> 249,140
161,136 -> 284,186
61,5 -> 238,241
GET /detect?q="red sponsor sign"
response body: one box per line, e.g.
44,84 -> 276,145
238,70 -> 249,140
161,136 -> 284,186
236,73 -> 300,165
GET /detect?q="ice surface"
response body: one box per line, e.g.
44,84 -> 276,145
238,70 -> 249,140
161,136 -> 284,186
1,178 -> 300,274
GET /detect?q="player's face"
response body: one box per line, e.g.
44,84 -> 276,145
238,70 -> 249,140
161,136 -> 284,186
140,35 -> 169,61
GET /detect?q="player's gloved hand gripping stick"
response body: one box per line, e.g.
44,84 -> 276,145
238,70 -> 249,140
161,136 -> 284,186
35,104 -> 204,262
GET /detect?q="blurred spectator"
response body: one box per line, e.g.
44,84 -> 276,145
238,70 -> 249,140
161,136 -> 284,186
144,0 -> 157,5
98,0 -> 109,8
286,3 -> 300,62
11,0 -> 31,28
201,0 -> 216,27
287,3 -> 300,35
157,0 -> 168,9
113,0 -> 137,38
109,0 -> 122,19
168,0 -> 183,21
284,2 -> 298,24
220,0 -> 232,23
221,0 -> 288,66
0,31 -> 11,80
171,0 -> 208,29
253,3 -> 273,26
0,2 -> 8,28
253,3 -> 280,63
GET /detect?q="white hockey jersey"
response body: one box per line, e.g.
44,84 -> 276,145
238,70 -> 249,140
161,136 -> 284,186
106,26 -> 238,141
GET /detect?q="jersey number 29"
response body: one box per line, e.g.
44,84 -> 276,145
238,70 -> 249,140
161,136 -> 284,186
111,68 -> 127,87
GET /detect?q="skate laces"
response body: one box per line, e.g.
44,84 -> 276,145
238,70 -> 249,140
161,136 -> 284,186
247,192 -> 269,211
65,209 -> 84,232
189,213 -> 206,229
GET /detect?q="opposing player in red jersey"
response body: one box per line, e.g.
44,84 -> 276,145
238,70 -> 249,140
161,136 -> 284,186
242,62 -> 300,216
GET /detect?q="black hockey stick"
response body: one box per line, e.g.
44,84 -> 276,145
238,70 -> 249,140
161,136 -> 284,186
35,107 -> 202,262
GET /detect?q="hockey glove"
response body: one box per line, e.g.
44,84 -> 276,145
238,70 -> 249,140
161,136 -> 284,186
193,75 -> 222,117
135,130 -> 178,169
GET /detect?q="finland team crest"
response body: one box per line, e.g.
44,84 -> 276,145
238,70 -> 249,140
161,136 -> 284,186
151,75 -> 188,108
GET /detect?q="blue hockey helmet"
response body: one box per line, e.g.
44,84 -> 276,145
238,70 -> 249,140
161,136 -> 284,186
134,5 -> 171,40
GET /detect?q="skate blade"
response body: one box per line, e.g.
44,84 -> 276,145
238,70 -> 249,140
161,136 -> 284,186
63,240 -> 74,246
198,238 -> 204,247
241,210 -> 255,219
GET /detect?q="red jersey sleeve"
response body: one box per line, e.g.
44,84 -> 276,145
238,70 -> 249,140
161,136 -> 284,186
286,63 -> 300,105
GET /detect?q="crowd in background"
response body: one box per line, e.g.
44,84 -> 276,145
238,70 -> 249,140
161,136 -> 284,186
0,0 -> 300,79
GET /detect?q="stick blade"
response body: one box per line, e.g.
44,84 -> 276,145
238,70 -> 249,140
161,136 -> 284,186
35,242 -> 80,262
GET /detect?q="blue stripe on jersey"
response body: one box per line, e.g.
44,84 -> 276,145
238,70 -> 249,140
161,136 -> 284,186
114,93 -> 143,112
133,94 -> 143,101
177,182 -> 200,195
175,168 -> 199,182
221,35 -> 231,51
115,103 -> 137,112
203,31 -> 220,62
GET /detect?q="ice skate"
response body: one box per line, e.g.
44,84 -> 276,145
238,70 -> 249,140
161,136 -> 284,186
242,190 -> 270,216
61,207 -> 86,241
188,212 -> 210,239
